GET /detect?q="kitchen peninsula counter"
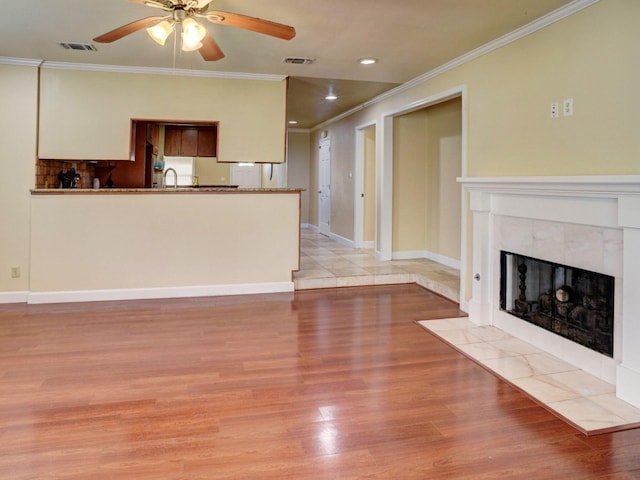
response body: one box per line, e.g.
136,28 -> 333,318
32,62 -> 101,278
31,187 -> 303,195
29,188 -> 301,304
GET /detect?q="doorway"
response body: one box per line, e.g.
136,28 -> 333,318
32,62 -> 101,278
379,86 -> 467,302
354,123 -> 376,249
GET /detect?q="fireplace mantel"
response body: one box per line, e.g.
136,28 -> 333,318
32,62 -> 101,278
458,175 -> 640,408
458,175 -> 640,195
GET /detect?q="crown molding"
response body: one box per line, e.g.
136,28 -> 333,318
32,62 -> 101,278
312,0 -> 600,131
0,57 -> 286,81
0,57 -> 43,67
39,61 -> 287,81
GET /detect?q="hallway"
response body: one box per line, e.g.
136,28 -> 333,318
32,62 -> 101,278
294,230 -> 460,303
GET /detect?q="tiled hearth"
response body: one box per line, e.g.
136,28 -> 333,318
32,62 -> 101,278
460,175 -> 640,410
419,317 -> 640,435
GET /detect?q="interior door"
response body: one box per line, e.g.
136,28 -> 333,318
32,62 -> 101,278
318,137 -> 331,236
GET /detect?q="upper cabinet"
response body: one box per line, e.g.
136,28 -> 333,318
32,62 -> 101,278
197,127 -> 217,157
164,125 -> 216,157
37,68 -> 286,162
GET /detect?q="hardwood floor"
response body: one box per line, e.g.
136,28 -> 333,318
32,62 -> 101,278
1,285 -> 640,479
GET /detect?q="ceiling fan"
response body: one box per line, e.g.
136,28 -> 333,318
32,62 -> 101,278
93,0 -> 296,61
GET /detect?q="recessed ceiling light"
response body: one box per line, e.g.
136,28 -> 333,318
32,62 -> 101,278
358,57 -> 377,65
288,120 -> 298,125
325,94 -> 338,101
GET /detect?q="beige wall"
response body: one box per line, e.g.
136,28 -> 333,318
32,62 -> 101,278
305,0 -> 638,300
286,131 -> 311,225
0,64 -> 37,294
39,68 -> 288,163
392,110 -> 429,251
392,98 -> 462,258
425,98 -> 462,261
195,157 -> 230,186
3,0 -> 638,301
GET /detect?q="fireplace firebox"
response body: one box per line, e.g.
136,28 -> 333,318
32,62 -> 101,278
499,251 -> 615,357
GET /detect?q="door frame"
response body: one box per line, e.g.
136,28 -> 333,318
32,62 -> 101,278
379,85 -> 468,303
318,136 -> 331,236
354,121 -> 377,249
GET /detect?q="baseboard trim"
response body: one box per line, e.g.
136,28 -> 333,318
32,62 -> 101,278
329,232 -> 355,248
0,291 -> 29,304
26,282 -> 295,304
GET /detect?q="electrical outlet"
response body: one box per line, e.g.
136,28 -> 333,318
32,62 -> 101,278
563,98 -> 574,116
11,267 -> 20,278
550,102 -> 559,119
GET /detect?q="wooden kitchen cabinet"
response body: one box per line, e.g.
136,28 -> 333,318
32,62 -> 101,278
164,126 -> 193,156
164,125 -> 217,157
197,127 -> 217,157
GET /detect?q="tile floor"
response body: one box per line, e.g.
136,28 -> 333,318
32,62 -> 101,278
418,317 -> 640,435
294,230 -> 460,302
294,230 -> 640,435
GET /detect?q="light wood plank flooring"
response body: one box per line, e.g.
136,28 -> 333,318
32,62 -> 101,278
2,285 -> 640,479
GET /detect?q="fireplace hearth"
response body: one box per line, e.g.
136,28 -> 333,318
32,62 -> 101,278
500,251 -> 615,357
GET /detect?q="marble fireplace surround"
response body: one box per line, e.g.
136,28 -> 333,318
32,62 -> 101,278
459,176 -> 640,408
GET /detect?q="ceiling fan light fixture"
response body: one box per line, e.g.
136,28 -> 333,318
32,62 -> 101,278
181,38 -> 203,51
147,20 -> 174,45
182,18 -> 206,47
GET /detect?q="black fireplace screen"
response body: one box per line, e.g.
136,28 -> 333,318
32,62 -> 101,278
499,251 -> 615,357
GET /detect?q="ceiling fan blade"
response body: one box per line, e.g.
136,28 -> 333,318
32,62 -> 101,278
129,0 -> 174,10
93,16 -> 167,43
195,0 -> 215,8
199,31 -> 225,61
205,10 -> 296,40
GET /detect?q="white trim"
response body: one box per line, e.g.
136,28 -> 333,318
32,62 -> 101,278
460,175 -> 640,406
310,0 -> 599,132
380,85 -> 467,274
39,60 -> 287,81
458,87 -> 470,306
458,175 -> 640,196
26,282 -> 294,305
459,299 -> 469,314
0,291 -> 29,304
0,57 -> 43,67
392,250 -> 461,270
329,232 -> 355,249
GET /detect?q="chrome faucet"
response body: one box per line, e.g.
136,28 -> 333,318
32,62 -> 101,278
163,168 -> 178,189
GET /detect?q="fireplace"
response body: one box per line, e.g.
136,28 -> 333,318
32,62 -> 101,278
499,251 -> 615,357
459,175 -> 640,408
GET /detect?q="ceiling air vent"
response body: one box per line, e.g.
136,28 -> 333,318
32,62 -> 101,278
283,57 -> 315,65
57,42 -> 98,51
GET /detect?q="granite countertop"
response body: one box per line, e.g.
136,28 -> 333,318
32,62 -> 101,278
31,187 -> 303,195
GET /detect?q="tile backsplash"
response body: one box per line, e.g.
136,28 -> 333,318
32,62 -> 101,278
36,159 -> 95,189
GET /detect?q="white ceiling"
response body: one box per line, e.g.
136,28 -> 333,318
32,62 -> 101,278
0,0 -> 574,128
